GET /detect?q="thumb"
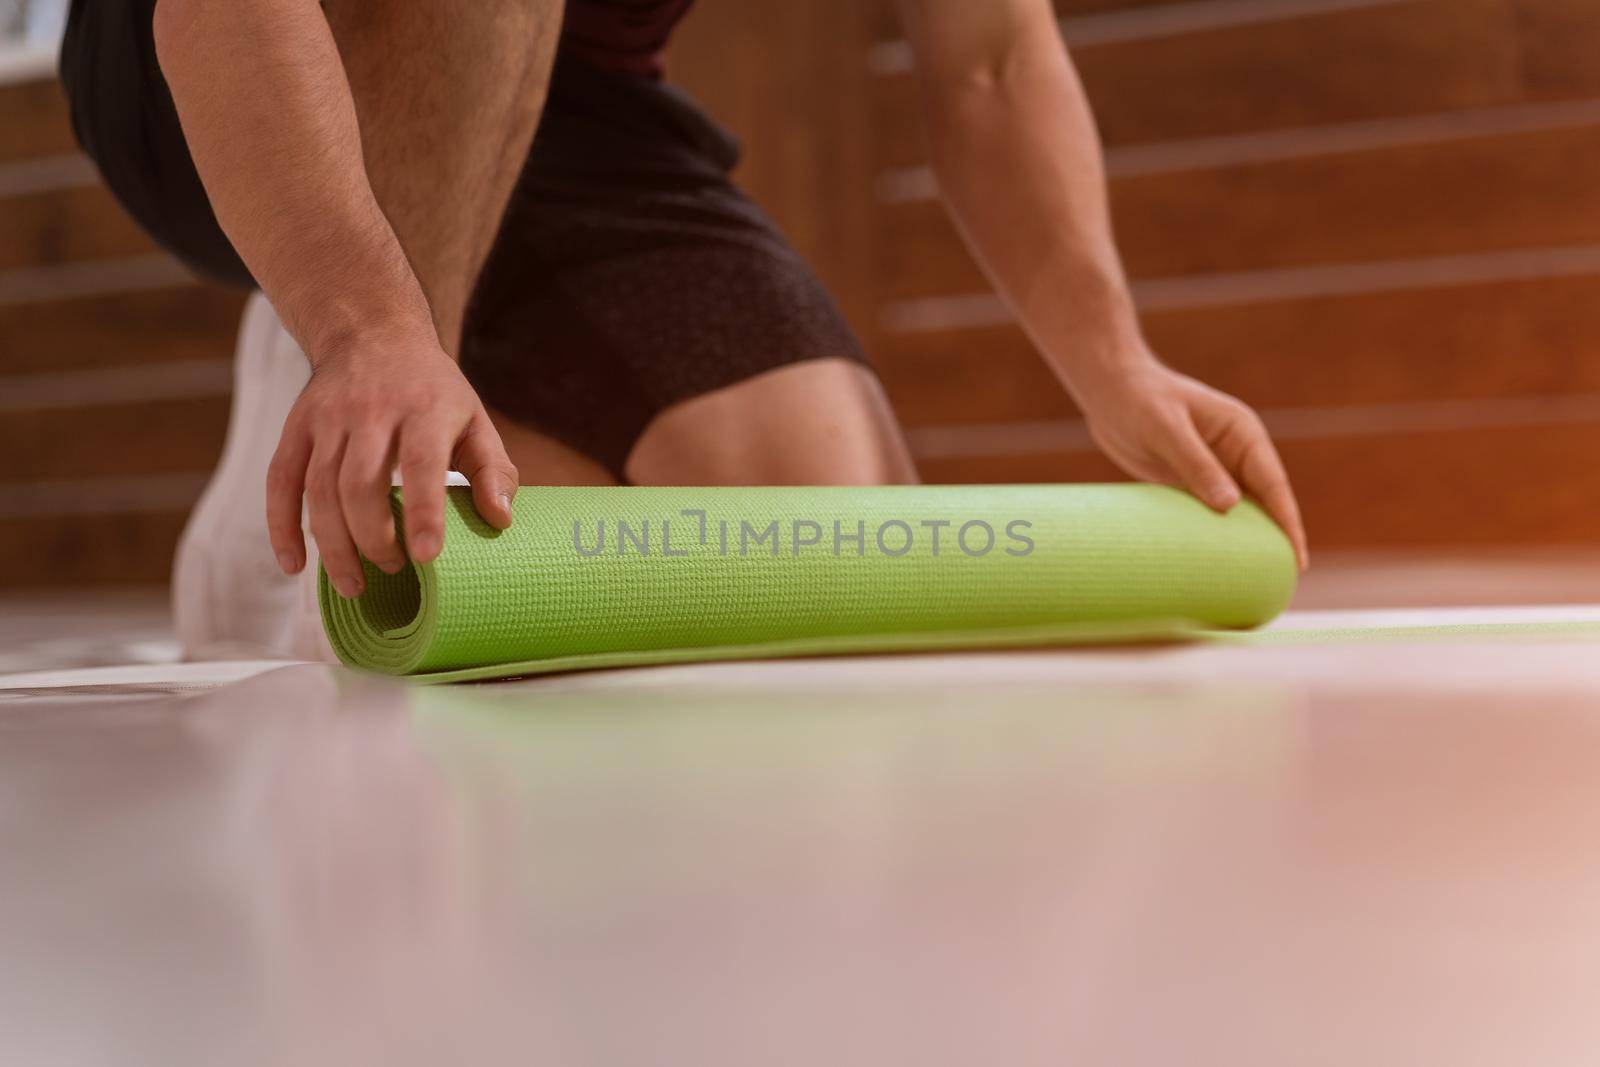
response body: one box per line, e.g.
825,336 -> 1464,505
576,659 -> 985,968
453,416 -> 520,530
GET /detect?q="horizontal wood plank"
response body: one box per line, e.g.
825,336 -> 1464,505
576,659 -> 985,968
0,511 -> 188,588
0,184 -> 154,271
915,421 -> 1600,547
0,286 -> 246,375
877,335 -> 1079,428
0,79 -> 77,165
1518,0 -> 1600,101
873,0 -> 1600,169
1050,0 -> 1177,12
1,397 -> 229,482
866,0 -> 1177,39
875,274 -> 1600,426
880,124 -> 1600,299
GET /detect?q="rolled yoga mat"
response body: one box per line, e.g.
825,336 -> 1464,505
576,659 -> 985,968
319,484 -> 1298,683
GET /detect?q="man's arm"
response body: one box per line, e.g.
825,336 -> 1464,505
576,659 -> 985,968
895,0 -> 1308,568
152,0 -> 521,597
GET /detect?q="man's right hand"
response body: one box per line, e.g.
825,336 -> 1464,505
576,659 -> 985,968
266,324 -> 520,598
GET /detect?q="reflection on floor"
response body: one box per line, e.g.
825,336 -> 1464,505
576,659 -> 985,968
4,550 -> 1600,1065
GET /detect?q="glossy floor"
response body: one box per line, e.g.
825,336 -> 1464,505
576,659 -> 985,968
5,558 -> 1600,1066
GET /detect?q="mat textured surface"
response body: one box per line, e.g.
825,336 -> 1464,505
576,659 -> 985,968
318,484 -> 1297,682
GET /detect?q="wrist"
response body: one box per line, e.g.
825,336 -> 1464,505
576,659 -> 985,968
1062,349 -> 1164,410
301,302 -> 442,370
1018,263 -> 1151,393
1039,319 -> 1161,409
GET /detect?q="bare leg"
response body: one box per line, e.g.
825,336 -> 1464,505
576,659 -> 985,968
489,410 -> 620,486
623,358 -> 920,486
321,0 -> 562,354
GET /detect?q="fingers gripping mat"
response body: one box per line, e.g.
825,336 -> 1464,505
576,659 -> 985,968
319,484 -> 1298,682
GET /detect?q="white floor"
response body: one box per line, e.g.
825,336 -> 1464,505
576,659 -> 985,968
5,554 -> 1600,1065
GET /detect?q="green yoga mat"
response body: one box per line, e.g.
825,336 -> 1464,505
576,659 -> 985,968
319,484 -> 1298,683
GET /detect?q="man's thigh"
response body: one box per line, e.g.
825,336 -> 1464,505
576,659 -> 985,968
487,407 -> 620,487
623,358 -> 920,487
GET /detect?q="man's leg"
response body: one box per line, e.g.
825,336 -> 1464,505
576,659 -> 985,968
623,358 -> 920,486
321,0 -> 562,355
489,411 -> 621,485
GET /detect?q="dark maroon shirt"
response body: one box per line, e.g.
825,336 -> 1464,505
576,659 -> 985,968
560,0 -> 696,80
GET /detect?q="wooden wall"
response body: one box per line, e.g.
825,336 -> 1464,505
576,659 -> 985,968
4,0 -> 1600,587
0,77 -> 246,587
853,0 -> 1600,548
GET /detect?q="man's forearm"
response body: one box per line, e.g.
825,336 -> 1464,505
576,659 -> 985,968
918,34 -> 1152,404
152,0 -> 437,363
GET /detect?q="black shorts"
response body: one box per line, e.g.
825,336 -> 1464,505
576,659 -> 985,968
58,5 -> 870,477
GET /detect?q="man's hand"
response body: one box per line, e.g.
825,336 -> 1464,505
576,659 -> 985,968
1078,360 -> 1309,570
266,325 -> 520,598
